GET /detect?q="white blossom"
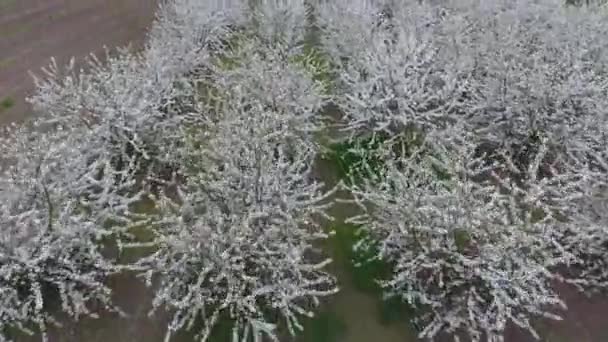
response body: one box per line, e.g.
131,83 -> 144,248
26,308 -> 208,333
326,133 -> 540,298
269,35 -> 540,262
5,1 -> 608,342
134,94 -> 338,341
0,127 -> 120,342
344,141 -> 569,341
322,1 -> 608,340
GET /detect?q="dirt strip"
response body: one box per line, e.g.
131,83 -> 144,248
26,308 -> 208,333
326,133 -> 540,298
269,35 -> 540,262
0,0 -> 158,124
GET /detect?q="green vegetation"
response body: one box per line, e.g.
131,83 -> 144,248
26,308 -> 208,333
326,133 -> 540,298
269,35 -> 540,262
290,47 -> 334,95
298,311 -> 347,342
323,133 -> 390,186
320,126 -> 448,334
326,224 -> 416,329
328,224 -> 390,294
0,97 -> 15,111
212,30 -> 252,71
322,127 -> 430,186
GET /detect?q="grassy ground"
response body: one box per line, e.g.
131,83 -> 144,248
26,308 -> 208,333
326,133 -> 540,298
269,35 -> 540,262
0,97 -> 14,111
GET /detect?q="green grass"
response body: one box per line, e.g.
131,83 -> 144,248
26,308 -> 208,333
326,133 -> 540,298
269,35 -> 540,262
102,197 -> 160,263
206,316 -> 234,342
0,97 -> 15,111
322,128 -> 429,186
327,224 -> 416,328
321,128 -> 436,332
169,310 -> 234,342
377,295 -> 418,326
211,30 -> 253,71
329,224 -> 390,294
289,47 -> 334,95
298,311 -> 347,342
320,130 -> 422,324
322,133 -> 392,186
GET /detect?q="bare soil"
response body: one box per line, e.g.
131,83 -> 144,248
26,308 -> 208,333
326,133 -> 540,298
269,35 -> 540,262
504,282 -> 608,342
0,0 -> 157,124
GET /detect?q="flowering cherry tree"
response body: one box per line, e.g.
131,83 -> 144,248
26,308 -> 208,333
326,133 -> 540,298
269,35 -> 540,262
135,106 -> 338,341
315,0 -> 477,138
128,2 -> 339,340
343,139 -> 573,341
316,0 -> 608,149
0,126 -> 120,342
317,0 -> 608,341
117,1 -> 336,342
549,110 -> 608,292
